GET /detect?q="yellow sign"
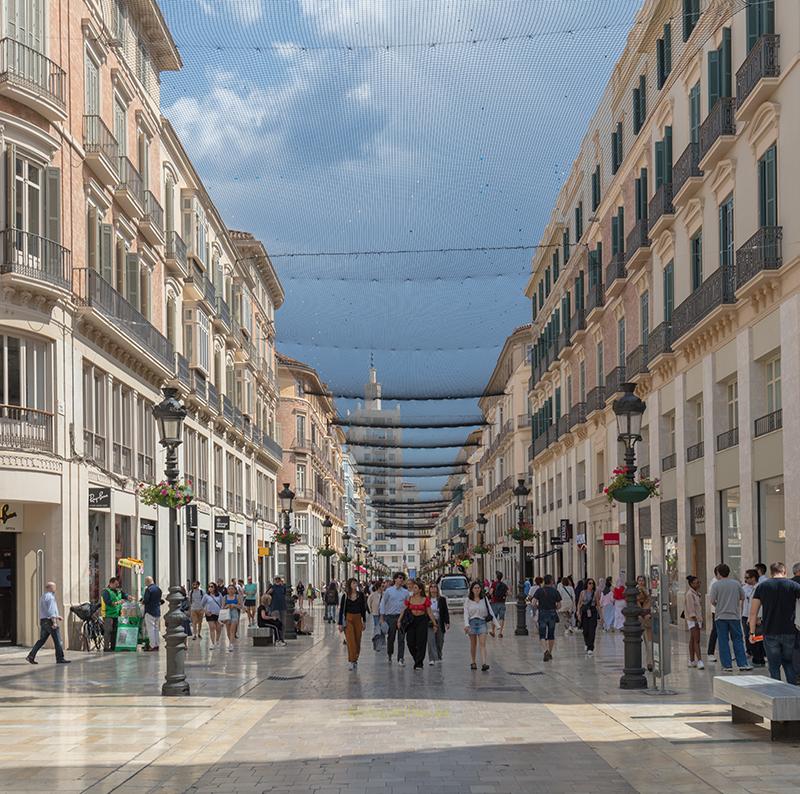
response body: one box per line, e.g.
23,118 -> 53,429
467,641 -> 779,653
258,546 -> 271,557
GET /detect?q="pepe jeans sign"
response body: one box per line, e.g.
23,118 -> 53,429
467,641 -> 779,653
88,487 -> 111,509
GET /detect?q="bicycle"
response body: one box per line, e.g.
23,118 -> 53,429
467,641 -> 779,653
70,602 -> 104,651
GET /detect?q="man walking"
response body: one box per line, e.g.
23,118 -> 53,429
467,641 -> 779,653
379,572 -> 410,665
489,572 -> 509,638
26,582 -> 69,665
102,576 -> 128,652
267,576 -> 288,645
142,576 -> 162,652
709,564 -> 751,673
532,574 -> 561,662
749,562 -> 800,684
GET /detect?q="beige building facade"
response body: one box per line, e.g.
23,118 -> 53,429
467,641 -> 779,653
525,0 -> 799,620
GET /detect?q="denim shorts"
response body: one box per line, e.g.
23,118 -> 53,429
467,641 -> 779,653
468,617 -> 488,636
538,609 -> 557,641
493,603 -> 506,621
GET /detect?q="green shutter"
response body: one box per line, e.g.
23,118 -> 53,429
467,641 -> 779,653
655,140 -> 665,187
746,0 -> 759,51
616,122 -> 623,166
690,83 -> 701,144
618,207 -> 625,251
763,0 -> 775,37
721,28 -> 732,98
100,223 -> 114,282
663,262 -> 674,321
126,252 -> 140,309
664,23 -> 672,74
5,145 -> 16,260
611,216 -> 619,255
640,168 -> 648,220
759,145 -> 777,227
664,126 -> 673,182
657,38 -> 665,89
45,167 -> 61,245
639,75 -> 647,126
708,50 -> 720,111
632,87 -> 640,132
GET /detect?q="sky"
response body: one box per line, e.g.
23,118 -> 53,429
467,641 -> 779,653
159,0 -> 643,479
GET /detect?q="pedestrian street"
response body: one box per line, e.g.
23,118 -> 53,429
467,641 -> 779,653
0,609 -> 798,794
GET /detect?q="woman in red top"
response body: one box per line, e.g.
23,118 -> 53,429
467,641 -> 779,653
398,580 -> 438,670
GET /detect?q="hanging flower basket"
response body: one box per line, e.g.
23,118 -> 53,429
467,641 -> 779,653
605,467 -> 660,504
275,528 -> 301,545
339,552 -> 353,563
472,544 -> 492,556
137,479 -> 193,509
317,546 -> 337,558
508,526 -> 535,542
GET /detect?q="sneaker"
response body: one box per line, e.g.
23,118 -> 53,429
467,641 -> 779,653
688,660 -> 697,668
752,661 -> 766,667
348,662 -> 356,671
543,650 -> 552,662
397,659 -> 405,666
25,656 -> 37,665
428,660 -> 435,666
228,646 -> 234,653
707,655 -> 717,662
587,650 -> 594,656
739,665 -> 753,671
696,660 -> 705,669
721,667 -> 733,672
209,643 -> 215,650
278,641 -> 287,647
56,659 -> 71,664
470,662 -> 477,670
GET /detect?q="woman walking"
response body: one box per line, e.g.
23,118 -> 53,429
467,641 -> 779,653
613,578 -> 626,630
637,575 -> 654,671
685,575 -> 705,669
243,577 -> 258,626
426,582 -> 449,665
578,578 -> 600,655
220,585 -> 242,651
338,577 -> 367,670
307,583 -> 317,611
189,581 -> 205,640
296,582 -> 305,610
202,582 -> 223,649
463,581 -> 498,672
400,580 -> 438,670
367,581 -> 384,632
600,577 -> 615,630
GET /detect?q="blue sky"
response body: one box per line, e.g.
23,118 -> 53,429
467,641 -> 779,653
160,0 -> 642,474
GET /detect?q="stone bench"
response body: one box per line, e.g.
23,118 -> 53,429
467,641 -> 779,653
246,625 -> 277,647
713,675 -> 800,741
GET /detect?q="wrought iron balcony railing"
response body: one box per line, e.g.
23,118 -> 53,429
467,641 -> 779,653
0,404 -> 53,453
626,344 -> 648,377
0,37 -> 66,107
699,97 -> 736,162
673,142 -> 702,197
166,231 -> 188,270
142,190 -> 164,233
647,322 -> 673,361
0,228 -> 71,289
83,115 -> 119,164
648,182 -> 673,232
686,441 -> 704,462
604,366 -> 626,397
737,34 -> 780,109
717,426 -> 739,451
735,226 -> 782,290
754,409 -> 781,438
671,267 -> 735,343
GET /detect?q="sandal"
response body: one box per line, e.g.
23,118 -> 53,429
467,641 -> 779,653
470,662 -> 477,670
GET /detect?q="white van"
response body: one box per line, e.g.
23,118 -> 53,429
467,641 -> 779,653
439,574 -> 470,611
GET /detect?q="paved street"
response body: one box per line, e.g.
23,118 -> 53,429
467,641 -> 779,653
0,609 -> 798,794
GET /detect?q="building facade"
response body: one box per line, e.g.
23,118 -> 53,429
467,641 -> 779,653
0,0 -> 283,646
525,0 -> 799,620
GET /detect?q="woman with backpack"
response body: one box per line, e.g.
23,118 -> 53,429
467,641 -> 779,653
463,581 -> 498,671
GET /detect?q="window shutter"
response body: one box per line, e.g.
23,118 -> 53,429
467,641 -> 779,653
616,121 -> 623,166
708,49 -> 720,111
655,140 -> 665,187
632,87 -> 640,133
664,23 -> 672,75
635,178 -> 642,222
45,167 -> 61,244
663,262 -> 674,321
611,215 -> 619,255
762,0 -> 775,37
657,38 -> 665,89
746,0 -> 759,51
5,145 -> 15,260
126,253 -> 140,309
618,207 -> 624,250
638,75 -> 647,126
720,28 -> 732,98
664,126 -> 673,182
611,131 -> 618,173
640,168 -> 648,220
100,223 -> 114,283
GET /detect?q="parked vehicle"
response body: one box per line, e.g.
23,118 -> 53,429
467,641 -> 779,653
438,574 -> 470,611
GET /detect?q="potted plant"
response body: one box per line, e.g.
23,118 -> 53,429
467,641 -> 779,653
274,527 -> 301,545
339,552 -> 353,564
471,543 -> 492,556
317,546 -> 337,558
605,466 -> 660,504
508,522 -> 535,542
137,479 -> 193,509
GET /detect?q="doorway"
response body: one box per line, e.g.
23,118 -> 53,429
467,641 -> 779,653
0,533 -> 17,644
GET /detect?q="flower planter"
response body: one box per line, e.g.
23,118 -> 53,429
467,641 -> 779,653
610,483 -> 652,503
317,547 -> 337,557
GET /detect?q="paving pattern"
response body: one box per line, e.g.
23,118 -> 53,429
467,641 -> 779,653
0,611 -> 798,793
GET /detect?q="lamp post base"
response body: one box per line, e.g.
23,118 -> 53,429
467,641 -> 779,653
619,583 -> 647,690
162,585 -> 190,697
284,594 -> 297,639
514,598 -> 529,636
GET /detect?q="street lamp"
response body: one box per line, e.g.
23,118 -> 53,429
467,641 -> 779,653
513,479 -> 531,636
152,387 -> 188,696
342,529 -> 351,579
278,482 -> 297,639
613,382 -> 648,690
447,539 -> 454,573
322,515 -> 333,587
355,540 -> 363,581
476,513 -> 488,584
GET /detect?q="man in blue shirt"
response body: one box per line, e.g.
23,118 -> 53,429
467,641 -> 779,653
379,572 -> 410,665
268,577 -> 288,644
142,576 -> 163,652
26,582 -> 69,664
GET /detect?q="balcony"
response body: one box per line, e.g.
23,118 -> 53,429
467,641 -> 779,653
84,430 -> 106,468
717,426 -> 739,452
214,296 -> 231,332
533,427 -> 550,458
604,253 -> 627,298
0,228 -> 71,292
648,182 -> 674,237
74,268 -> 174,374
699,97 -> 736,170
625,219 -> 650,271
672,142 -> 703,203
625,345 -> 648,381
754,409 -> 781,438
671,268 -> 736,346
232,406 -> 244,434
191,369 -> 207,403
186,260 -> 216,308
0,404 -> 53,453
604,366 -> 626,400
517,413 -> 531,429
140,190 -> 164,245
0,38 -> 66,120
686,441 -> 704,462
736,35 -> 780,121
557,324 -> 571,354
83,115 -> 119,186
479,474 -> 514,511
577,488 -> 586,501
115,156 -> 144,218
207,381 -> 218,412
569,402 -> 587,429
570,308 -> 586,341
647,322 -> 673,365
586,282 -> 605,319
557,414 -> 569,438
174,352 -> 192,393
165,231 -> 188,277
262,431 -> 283,465
735,226 -> 782,294
661,452 -> 677,471
219,394 -> 234,425
586,385 -> 606,416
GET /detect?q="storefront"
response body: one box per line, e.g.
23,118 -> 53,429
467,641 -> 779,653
720,487 -> 741,579
660,499 -> 678,624
140,518 -> 157,581
758,476 -> 784,563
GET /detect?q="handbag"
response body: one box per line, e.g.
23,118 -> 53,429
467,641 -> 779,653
399,608 -> 413,632
218,608 -> 231,622
483,596 -> 494,623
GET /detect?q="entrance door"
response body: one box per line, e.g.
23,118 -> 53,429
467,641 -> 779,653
0,533 -> 17,644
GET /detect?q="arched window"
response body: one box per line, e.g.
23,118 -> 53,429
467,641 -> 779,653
164,170 -> 175,233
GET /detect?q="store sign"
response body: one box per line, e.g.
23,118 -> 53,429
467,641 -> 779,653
559,519 -> 572,541
140,518 -> 156,535
214,515 -> 230,531
185,504 -> 198,529
258,546 -> 271,558
603,532 -> 620,546
575,533 -> 586,546
187,528 -> 196,540
0,503 -> 21,532
88,487 -> 111,509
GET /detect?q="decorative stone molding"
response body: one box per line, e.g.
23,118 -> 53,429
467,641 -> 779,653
0,453 -> 63,473
746,101 -> 780,160
708,158 -> 736,204
682,198 -> 704,237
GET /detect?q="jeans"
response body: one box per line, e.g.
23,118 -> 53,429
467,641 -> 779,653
538,609 -> 557,641
29,618 -> 65,661
715,618 -> 748,669
384,614 -> 404,660
707,618 -> 717,655
581,614 -> 598,651
405,614 -> 428,667
763,634 -> 797,685
103,616 -> 119,651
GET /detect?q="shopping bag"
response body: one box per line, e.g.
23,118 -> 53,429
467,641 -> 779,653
218,608 -> 231,622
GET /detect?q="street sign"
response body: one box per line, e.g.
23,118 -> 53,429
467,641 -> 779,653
559,519 -> 572,541
550,537 -> 566,545
603,532 -> 620,546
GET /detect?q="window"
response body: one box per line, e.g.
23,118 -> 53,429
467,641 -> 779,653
296,413 -> 306,445
617,318 -> 625,368
694,398 -> 704,442
596,342 -> 604,387
719,195 -> 734,270
683,0 -> 701,41
632,75 -> 646,135
690,232 -> 703,291
766,356 -> 781,413
640,292 -> 649,346
746,0 -> 774,52
708,28 -> 732,112
657,22 -> 672,89
136,36 -> 149,89
591,165 -> 601,211
296,463 -> 306,493
197,434 -> 208,501
84,51 -> 100,115
575,202 -> 584,241
114,97 -> 127,156
112,381 -> 133,475
82,363 -> 106,465
758,476 -> 784,564
611,206 -> 624,255
6,0 -> 43,49
213,444 -> 223,503
666,412 -> 676,455
407,543 -> 415,551
184,427 -> 197,487
562,228 -> 570,263
758,145 -> 777,228
720,487 -> 741,579
164,173 -> 175,233
634,168 -> 648,221
112,0 -> 126,43
655,127 -> 672,186
579,360 -> 586,402
136,396 -> 155,482
611,122 -> 623,174
727,380 -> 739,429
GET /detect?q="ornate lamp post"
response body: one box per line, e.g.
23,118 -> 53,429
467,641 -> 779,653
613,383 -> 648,690
354,540 -> 363,581
152,388 -> 189,696
446,539 -> 455,573
322,515 -> 333,586
278,483 -> 297,639
342,529 -> 351,579
476,513 -> 488,584
513,479 -> 531,636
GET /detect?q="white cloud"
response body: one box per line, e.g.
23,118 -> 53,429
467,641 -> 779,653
199,0 -> 264,25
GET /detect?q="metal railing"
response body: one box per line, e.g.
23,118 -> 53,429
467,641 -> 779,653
699,97 -> 736,162
557,414 -> 569,438
587,282 -> 605,313
604,366 -> 626,397
112,441 -> 132,476
137,452 -> 154,484
671,267 -> 735,343
190,261 -> 216,305
215,296 -> 231,329
0,404 -> 53,452
262,432 -> 283,461
625,218 -> 650,263
717,426 -> 739,451
647,322 -> 672,361
736,226 -> 782,290
737,34 -> 780,109
207,381 -> 218,410
648,182 -> 673,231
673,142 -> 702,196
84,430 -> 106,467
117,156 -> 144,205
661,452 -> 676,471
0,37 -> 66,107
577,488 -> 586,501
83,115 -> 119,164
626,344 -> 648,377
570,307 -> 586,337
478,474 -> 514,511
686,441 -> 704,462
517,413 -> 531,429
586,385 -> 606,414
165,231 -> 188,270
175,352 -> 191,390
0,228 -> 71,289
557,325 -> 571,352
569,402 -> 587,428
74,268 -> 174,371
142,190 -> 164,233
754,409 -> 781,438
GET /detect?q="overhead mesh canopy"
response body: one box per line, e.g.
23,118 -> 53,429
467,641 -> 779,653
158,0 -> 749,501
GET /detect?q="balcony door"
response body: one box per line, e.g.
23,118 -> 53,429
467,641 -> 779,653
6,0 -> 43,50
84,52 -> 99,115
0,333 -> 49,448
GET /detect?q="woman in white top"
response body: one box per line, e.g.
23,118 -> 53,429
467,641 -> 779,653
463,581 -> 499,672
201,582 -> 223,649
556,577 -> 576,634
